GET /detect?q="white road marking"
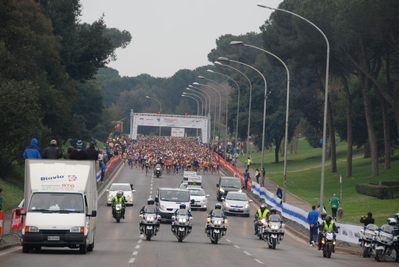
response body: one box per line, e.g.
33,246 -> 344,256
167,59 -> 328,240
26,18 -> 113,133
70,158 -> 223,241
226,239 -> 231,242
0,246 -> 20,257
243,251 -> 251,256
140,234 -> 144,238
128,258 -> 135,265
132,251 -> 138,256
138,239 -> 142,244
150,191 -> 152,194
234,245 -> 240,249
135,245 -> 140,249
255,259 -> 264,264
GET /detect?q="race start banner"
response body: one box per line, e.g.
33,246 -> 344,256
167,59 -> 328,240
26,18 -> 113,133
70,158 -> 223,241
11,208 -> 24,231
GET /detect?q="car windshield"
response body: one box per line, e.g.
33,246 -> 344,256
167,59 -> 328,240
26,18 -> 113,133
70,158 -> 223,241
220,178 -> 241,188
29,193 -> 84,213
189,189 -> 205,196
160,190 -> 190,202
226,193 -> 247,201
269,214 -> 281,222
109,184 -> 131,191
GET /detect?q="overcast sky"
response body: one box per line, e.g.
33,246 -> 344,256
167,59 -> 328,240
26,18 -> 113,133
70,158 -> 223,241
80,0 -> 282,78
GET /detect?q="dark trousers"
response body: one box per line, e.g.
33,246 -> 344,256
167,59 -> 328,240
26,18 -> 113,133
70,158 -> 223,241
245,179 -> 248,189
309,225 -> 318,244
331,208 -> 337,219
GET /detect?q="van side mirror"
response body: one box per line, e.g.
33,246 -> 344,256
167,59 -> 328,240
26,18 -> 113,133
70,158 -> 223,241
106,189 -> 109,192
249,200 -> 253,203
155,197 -> 159,203
16,209 -> 25,216
88,210 -> 97,217
130,184 -> 134,190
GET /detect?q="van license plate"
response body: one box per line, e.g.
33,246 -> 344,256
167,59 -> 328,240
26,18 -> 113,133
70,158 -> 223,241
48,236 -> 60,241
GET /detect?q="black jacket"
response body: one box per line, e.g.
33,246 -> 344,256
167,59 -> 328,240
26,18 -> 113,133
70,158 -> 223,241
360,216 -> 375,226
70,148 -> 88,160
85,147 -> 99,160
43,145 -> 63,159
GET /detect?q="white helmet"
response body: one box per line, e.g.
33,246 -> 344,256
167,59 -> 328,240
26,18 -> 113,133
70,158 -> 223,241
387,218 -> 397,226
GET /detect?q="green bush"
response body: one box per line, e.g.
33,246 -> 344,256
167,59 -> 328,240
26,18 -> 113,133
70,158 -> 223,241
356,183 -> 399,199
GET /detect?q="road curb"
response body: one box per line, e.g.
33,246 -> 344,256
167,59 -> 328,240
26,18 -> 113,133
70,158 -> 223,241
0,242 -> 20,251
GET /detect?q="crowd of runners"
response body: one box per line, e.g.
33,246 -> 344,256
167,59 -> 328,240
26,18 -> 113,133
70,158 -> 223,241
120,135 -> 220,176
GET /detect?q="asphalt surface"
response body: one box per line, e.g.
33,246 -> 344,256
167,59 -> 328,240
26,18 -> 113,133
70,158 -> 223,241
0,165 -> 395,266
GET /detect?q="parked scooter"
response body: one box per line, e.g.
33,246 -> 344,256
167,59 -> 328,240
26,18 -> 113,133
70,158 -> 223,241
373,224 -> 396,262
140,209 -> 161,241
154,164 -> 162,178
171,210 -> 192,242
263,214 -> 284,249
359,224 -> 378,258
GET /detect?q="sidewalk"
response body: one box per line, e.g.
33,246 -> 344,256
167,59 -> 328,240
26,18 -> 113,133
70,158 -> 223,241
235,161 -> 312,212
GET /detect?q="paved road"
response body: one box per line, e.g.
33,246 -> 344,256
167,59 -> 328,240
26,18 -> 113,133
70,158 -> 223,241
0,165 -> 395,266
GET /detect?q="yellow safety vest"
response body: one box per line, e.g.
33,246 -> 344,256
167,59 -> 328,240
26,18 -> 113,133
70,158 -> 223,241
258,209 -> 269,218
323,221 -> 334,231
114,196 -> 124,204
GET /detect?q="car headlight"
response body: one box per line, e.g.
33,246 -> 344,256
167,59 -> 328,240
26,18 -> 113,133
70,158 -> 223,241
238,189 -> 243,193
70,226 -> 85,233
25,226 -> 39,233
224,202 -> 229,207
219,188 -> 225,193
160,205 -> 167,211
244,204 -> 249,209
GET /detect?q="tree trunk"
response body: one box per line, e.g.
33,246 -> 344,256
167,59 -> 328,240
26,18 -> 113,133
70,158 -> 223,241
327,99 -> 337,173
342,75 -> 353,177
364,142 -> 370,158
361,73 -> 379,176
381,98 -> 391,169
274,138 -> 282,164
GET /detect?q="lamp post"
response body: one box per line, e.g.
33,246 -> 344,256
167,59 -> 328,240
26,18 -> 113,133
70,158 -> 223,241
258,2 -> 330,213
183,92 -> 203,116
182,94 -> 200,136
230,41 -> 290,193
188,85 -> 214,139
186,88 -> 207,116
215,59 -> 252,163
146,95 -> 162,136
198,76 -> 229,146
207,69 -> 241,163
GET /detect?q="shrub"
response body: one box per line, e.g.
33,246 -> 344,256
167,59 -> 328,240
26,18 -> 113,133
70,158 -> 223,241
355,183 -> 399,199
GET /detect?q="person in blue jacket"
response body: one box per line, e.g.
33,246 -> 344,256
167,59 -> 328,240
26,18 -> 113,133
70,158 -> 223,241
307,205 -> 319,246
23,138 -> 42,159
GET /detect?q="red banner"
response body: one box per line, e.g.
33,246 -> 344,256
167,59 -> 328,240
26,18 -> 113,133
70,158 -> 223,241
105,155 -> 121,175
212,152 -> 252,190
0,211 -> 3,235
114,122 -> 123,131
11,208 -> 24,231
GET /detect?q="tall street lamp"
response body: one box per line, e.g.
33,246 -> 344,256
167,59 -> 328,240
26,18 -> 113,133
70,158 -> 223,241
188,85 -> 214,140
183,92 -> 203,116
198,76 -> 229,145
258,2 -> 330,214
218,57 -> 269,175
215,59 -> 252,163
207,69 -> 241,162
146,95 -> 162,136
230,41 -> 290,193
186,88 -> 207,116
182,94 -> 200,136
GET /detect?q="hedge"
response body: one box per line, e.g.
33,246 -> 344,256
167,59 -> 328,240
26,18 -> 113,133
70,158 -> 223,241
355,183 -> 399,199
369,181 -> 399,187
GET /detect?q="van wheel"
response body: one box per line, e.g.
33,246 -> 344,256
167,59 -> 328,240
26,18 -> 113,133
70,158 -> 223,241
88,238 -> 94,252
22,245 -> 31,253
80,243 -> 87,254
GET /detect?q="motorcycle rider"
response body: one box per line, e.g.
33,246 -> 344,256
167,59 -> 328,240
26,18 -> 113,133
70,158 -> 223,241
112,190 -> 126,219
171,203 -> 193,233
269,207 -> 277,216
254,203 -> 269,235
205,203 -> 227,236
318,215 -> 338,251
139,198 -> 160,234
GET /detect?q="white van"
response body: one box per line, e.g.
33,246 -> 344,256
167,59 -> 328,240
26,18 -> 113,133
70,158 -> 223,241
155,188 -> 192,221
18,160 -> 97,254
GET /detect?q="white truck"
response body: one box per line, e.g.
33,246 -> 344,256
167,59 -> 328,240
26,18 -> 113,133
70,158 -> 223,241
18,159 -> 97,254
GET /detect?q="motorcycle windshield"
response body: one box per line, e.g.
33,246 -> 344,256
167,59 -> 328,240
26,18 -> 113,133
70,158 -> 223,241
212,210 -> 224,218
177,210 -> 188,216
269,215 -> 281,222
145,206 -> 157,214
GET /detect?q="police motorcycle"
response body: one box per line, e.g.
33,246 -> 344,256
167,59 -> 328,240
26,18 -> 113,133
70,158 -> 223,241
372,218 -> 397,262
171,205 -> 193,242
319,216 -> 339,258
140,203 -> 161,241
205,206 -> 228,244
154,164 -> 162,178
256,217 -> 267,240
359,223 -> 378,258
263,212 -> 285,249
112,191 -> 125,223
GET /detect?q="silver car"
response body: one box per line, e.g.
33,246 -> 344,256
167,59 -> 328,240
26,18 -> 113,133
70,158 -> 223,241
222,192 -> 252,217
188,187 -> 209,211
107,183 -> 135,206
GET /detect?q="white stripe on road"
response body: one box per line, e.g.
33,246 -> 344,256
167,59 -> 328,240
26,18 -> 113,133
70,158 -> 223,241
128,258 -> 135,265
138,239 -> 142,244
234,245 -> 240,249
255,259 -> 264,264
132,251 -> 138,256
149,191 -> 152,194
135,245 -> 140,249
226,239 -> 231,242
140,234 -> 144,239
243,251 -> 251,256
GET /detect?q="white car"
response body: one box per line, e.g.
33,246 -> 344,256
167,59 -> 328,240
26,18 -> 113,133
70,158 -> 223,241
107,183 -> 135,206
222,192 -> 252,217
187,187 -> 209,211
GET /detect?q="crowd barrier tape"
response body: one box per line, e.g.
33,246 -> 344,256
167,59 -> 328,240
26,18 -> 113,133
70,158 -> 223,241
215,151 -> 363,244
11,208 -> 24,231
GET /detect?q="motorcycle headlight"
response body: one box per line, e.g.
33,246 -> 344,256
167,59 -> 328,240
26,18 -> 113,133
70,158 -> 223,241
219,188 -> 225,193
261,219 -> 266,224
70,226 -> 85,233
179,218 -> 187,223
271,225 -> 279,230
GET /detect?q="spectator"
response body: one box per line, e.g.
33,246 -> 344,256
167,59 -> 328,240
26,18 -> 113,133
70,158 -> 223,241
64,146 -> 74,159
360,212 -> 375,226
100,161 -> 106,183
317,202 -> 327,214
246,157 -> 251,170
23,138 -> 42,159
276,185 -> 283,205
0,188 -> 3,211
70,140 -> 88,160
307,205 -> 319,246
255,169 -> 260,184
43,140 -> 63,159
86,141 -> 99,160
244,169 -> 250,189
261,167 -> 266,187
329,193 -> 340,220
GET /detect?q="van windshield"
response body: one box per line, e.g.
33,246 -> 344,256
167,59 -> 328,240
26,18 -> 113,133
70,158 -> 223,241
29,193 -> 84,213
160,190 -> 190,202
